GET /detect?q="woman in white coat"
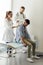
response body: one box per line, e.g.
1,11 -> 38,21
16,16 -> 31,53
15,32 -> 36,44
3,11 -> 17,43
3,11 -> 17,57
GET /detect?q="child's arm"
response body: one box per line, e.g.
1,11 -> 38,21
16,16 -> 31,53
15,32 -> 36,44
12,25 -> 19,28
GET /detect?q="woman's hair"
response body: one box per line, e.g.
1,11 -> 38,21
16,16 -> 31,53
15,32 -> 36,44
5,11 -> 12,18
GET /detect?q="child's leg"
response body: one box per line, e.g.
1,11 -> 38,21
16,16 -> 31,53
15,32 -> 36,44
23,38 -> 36,57
22,39 -> 31,58
28,45 -> 31,58
31,42 -> 36,56
27,39 -> 36,56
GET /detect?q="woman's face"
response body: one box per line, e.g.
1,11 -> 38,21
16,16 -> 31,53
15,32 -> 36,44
8,13 -> 13,19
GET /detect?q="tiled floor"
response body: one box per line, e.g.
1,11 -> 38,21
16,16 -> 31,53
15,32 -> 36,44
0,52 -> 43,65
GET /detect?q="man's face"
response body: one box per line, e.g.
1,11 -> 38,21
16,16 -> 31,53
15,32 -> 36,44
20,8 -> 25,13
24,21 -> 28,27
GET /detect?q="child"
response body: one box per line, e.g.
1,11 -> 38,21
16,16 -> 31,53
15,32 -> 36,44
3,11 -> 17,57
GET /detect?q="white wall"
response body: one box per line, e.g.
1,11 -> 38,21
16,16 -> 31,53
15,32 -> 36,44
29,0 -> 43,52
12,0 -> 31,20
12,0 -> 43,52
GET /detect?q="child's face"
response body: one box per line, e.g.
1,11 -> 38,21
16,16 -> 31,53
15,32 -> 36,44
8,13 -> 13,19
24,21 -> 28,27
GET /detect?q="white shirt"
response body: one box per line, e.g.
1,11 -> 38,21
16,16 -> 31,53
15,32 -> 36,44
3,19 -> 14,42
15,12 -> 26,25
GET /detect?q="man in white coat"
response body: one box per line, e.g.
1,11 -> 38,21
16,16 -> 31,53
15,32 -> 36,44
15,6 -> 26,25
15,6 -> 27,53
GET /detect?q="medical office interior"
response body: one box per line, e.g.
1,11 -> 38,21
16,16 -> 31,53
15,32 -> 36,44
0,0 -> 43,65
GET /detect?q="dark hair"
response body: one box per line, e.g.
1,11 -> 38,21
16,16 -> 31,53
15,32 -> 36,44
21,6 -> 25,10
25,19 -> 30,24
5,11 -> 12,18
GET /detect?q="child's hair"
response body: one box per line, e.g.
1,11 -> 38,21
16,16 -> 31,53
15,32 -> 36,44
21,6 -> 25,10
25,19 -> 30,24
5,11 -> 12,18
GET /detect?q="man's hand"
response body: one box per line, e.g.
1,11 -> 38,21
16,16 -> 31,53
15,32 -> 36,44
23,43 -> 27,47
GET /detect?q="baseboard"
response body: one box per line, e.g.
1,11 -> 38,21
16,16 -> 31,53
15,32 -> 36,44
36,52 -> 43,57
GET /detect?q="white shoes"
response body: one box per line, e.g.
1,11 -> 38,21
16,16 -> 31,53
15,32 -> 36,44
32,55 -> 40,59
27,56 -> 40,63
27,58 -> 34,63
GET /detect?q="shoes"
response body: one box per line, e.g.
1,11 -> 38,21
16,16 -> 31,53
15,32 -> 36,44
32,55 -> 40,59
27,58 -> 34,63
